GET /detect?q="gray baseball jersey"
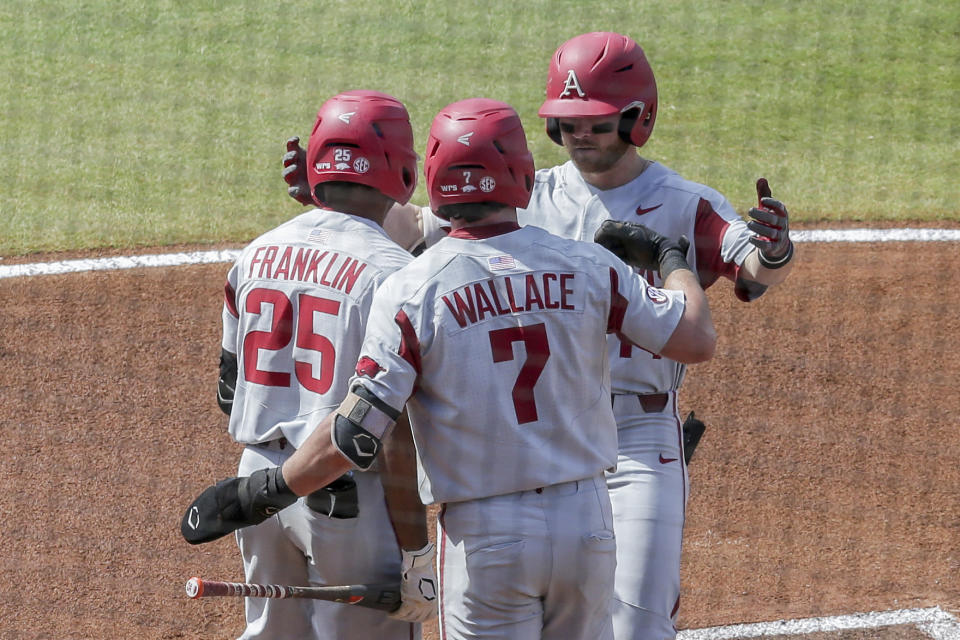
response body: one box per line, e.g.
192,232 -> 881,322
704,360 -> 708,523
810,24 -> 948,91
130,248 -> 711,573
222,209 -> 412,448
419,161 -> 761,639
423,161 -> 755,394
222,208 -> 417,639
523,160 -> 754,394
347,222 -> 685,504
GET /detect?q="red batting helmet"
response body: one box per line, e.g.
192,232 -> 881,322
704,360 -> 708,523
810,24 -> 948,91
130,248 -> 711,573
306,90 -> 418,206
424,98 -> 535,216
538,32 -> 658,148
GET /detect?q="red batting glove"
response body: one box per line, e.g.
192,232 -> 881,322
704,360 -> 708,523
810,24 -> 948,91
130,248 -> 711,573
282,136 -> 313,206
747,178 -> 793,267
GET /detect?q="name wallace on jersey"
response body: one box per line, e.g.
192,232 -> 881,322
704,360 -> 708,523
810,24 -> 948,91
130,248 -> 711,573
442,271 -> 586,329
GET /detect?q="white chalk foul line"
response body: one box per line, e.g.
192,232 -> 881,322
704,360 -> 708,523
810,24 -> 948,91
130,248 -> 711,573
0,250 -> 242,280
920,618 -> 960,640
791,228 -> 960,243
676,606 -> 959,639
1,228 -> 959,280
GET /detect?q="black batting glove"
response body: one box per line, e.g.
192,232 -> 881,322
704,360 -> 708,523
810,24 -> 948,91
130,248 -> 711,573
747,178 -> 793,268
283,136 -> 313,206
180,466 -> 298,545
594,220 -> 690,279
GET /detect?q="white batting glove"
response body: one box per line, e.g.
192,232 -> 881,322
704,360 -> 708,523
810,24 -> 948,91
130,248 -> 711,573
390,542 -> 438,623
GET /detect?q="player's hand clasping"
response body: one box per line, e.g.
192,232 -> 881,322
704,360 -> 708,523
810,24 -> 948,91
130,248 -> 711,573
594,220 -> 689,275
747,178 -> 793,268
180,467 -> 298,545
283,136 -> 313,206
390,542 -> 438,623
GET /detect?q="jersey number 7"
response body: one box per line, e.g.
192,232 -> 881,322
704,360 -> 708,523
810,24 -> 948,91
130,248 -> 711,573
242,288 -> 341,394
489,323 -> 551,424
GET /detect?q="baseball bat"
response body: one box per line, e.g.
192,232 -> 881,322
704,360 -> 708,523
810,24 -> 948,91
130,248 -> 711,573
185,577 -> 401,612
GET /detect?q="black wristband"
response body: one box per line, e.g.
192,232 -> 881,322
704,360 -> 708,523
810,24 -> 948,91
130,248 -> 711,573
758,241 -> 794,270
659,247 -> 691,280
269,465 -> 293,497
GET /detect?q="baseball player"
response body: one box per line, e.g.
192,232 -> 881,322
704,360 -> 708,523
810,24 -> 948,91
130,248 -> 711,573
210,90 -> 435,639
184,98 -> 717,639
280,33 -> 796,639
530,32 -> 795,640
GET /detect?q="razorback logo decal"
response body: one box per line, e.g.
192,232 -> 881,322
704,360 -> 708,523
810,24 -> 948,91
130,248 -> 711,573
355,356 -> 385,378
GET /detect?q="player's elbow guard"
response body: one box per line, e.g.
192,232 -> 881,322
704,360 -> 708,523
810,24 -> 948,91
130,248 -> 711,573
331,386 -> 400,470
217,349 -> 238,415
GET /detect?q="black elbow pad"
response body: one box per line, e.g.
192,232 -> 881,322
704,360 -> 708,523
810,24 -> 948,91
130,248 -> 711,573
734,276 -> 768,302
217,349 -> 238,415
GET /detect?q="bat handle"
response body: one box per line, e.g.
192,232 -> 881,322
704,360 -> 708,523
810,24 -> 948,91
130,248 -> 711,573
185,577 -> 292,599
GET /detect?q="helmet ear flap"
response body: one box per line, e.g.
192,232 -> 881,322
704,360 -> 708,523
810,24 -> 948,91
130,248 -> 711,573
545,118 -> 563,146
618,109 -> 639,146
619,103 -> 656,148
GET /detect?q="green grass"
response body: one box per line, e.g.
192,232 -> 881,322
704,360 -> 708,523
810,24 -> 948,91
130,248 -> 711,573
1,0 -> 957,256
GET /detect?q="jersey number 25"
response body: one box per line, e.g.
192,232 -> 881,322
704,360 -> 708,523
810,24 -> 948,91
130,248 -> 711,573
242,288 -> 340,394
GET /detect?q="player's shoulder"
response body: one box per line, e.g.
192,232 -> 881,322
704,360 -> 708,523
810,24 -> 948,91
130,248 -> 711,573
237,209 -> 330,251
533,163 -> 565,185
524,225 -> 619,269
302,209 -> 411,267
526,162 -> 593,216
648,162 -> 731,209
531,161 -> 580,194
374,248 -> 454,310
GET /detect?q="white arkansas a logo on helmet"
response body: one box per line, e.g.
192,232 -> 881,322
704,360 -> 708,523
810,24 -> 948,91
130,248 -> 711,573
559,69 -> 586,98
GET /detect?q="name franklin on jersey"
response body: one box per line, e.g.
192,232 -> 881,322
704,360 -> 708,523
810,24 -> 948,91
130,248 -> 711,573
441,270 -> 584,329
247,244 -> 368,295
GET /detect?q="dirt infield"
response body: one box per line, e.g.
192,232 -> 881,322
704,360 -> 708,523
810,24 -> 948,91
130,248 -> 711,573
1,240 -> 958,639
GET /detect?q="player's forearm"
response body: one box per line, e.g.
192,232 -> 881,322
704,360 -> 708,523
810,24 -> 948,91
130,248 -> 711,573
384,203 -> 427,252
660,268 -> 716,363
281,414 -> 353,496
380,411 -> 429,550
740,248 -> 795,286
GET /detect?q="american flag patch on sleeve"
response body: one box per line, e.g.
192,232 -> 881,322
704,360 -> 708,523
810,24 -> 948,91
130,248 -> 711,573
487,255 -> 516,271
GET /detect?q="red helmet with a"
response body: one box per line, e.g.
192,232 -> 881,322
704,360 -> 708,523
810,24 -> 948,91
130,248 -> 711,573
538,32 -> 658,148
424,98 -> 535,217
306,90 -> 418,206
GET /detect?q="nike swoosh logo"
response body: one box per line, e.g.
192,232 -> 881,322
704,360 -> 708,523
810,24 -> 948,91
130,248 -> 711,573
263,506 -> 279,515
636,204 -> 663,216
659,454 -> 678,464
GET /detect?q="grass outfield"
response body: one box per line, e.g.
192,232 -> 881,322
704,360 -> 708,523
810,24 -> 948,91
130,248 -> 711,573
2,0 -> 957,256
